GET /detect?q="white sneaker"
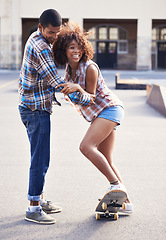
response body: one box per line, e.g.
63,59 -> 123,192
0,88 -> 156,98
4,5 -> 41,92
97,183 -> 127,202
107,182 -> 127,193
119,203 -> 133,214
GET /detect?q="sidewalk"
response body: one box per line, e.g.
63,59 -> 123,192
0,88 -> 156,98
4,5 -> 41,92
0,70 -> 166,240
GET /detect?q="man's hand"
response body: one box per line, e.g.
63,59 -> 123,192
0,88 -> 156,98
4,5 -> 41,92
56,82 -> 96,106
56,82 -> 80,95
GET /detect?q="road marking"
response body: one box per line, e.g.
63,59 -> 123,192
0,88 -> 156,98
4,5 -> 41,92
0,79 -> 17,89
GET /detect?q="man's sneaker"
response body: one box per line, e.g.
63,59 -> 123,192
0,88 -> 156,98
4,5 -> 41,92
41,201 -> 62,214
119,203 -> 133,214
25,207 -> 56,224
107,182 -> 127,193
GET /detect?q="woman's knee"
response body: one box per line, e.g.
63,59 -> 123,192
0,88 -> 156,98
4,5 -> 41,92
79,140 -> 92,156
79,141 -> 86,154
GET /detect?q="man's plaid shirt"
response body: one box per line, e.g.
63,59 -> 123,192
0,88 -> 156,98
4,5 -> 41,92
19,29 -> 91,113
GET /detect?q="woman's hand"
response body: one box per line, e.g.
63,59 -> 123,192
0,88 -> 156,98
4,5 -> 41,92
56,82 -> 82,95
56,82 -> 96,105
89,94 -> 96,105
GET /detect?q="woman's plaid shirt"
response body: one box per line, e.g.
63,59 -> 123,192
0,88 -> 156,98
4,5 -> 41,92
65,60 -> 123,122
19,29 -> 91,113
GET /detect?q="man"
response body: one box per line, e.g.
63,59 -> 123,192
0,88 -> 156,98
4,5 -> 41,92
19,9 -> 94,224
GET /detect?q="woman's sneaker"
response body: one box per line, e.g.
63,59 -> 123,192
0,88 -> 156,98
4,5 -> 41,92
107,182 -> 127,193
97,183 -> 127,202
118,203 -> 133,214
25,207 -> 56,224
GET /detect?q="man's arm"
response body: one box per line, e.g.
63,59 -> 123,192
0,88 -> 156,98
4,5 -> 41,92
57,84 -> 94,106
37,49 -> 93,106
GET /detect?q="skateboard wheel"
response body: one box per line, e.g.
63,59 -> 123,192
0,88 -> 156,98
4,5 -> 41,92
96,213 -> 100,220
122,202 -> 126,210
102,202 -> 107,210
114,213 -> 118,220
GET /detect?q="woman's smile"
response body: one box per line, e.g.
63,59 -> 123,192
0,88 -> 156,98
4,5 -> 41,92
66,40 -> 83,63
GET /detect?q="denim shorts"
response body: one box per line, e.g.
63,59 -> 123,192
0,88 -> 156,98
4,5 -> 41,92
97,105 -> 124,129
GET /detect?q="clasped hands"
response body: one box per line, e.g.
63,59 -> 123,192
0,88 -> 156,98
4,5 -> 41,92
56,82 -> 95,105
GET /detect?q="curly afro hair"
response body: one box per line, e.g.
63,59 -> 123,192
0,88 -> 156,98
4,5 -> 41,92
52,21 -> 94,66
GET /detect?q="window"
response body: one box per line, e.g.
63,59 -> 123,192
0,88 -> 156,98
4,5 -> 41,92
119,42 -> 128,52
152,28 -> 157,41
152,26 -> 166,41
89,27 -> 96,40
90,41 -> 96,53
98,42 -> 106,53
108,42 -> 116,53
119,28 -> 127,40
158,43 -> 166,51
152,41 -> 156,52
88,24 -> 128,54
152,26 -> 166,53
109,27 -> 118,40
160,28 -> 166,40
99,27 -> 107,40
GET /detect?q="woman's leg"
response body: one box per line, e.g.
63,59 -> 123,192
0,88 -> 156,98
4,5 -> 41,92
97,130 -> 123,183
79,117 -> 118,183
97,130 -> 131,203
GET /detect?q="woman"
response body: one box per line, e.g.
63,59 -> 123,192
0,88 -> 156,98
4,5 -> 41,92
53,22 -> 133,213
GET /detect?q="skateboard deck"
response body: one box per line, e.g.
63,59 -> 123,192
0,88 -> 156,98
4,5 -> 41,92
95,190 -> 127,220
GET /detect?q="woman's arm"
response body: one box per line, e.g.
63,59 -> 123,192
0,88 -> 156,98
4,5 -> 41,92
56,64 -> 98,95
85,64 -> 98,95
56,82 -> 86,95
56,81 -> 95,105
56,64 -> 98,104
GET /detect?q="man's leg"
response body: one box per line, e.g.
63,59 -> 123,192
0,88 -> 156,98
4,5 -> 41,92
27,110 -> 50,202
19,106 -> 56,224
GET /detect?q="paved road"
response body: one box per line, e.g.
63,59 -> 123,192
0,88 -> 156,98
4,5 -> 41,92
0,70 -> 166,240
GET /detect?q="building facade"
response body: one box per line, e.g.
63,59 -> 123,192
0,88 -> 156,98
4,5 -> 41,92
0,0 -> 166,70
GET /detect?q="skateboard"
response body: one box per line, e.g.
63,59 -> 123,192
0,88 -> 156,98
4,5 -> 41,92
95,190 -> 127,220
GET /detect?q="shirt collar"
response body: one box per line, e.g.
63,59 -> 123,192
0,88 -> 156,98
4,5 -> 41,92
67,61 -> 85,76
37,28 -> 51,46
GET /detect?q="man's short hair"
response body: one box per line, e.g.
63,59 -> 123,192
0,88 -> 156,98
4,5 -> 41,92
39,9 -> 62,28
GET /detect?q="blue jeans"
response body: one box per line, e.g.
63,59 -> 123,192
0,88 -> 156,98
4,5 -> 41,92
19,106 -> 51,201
